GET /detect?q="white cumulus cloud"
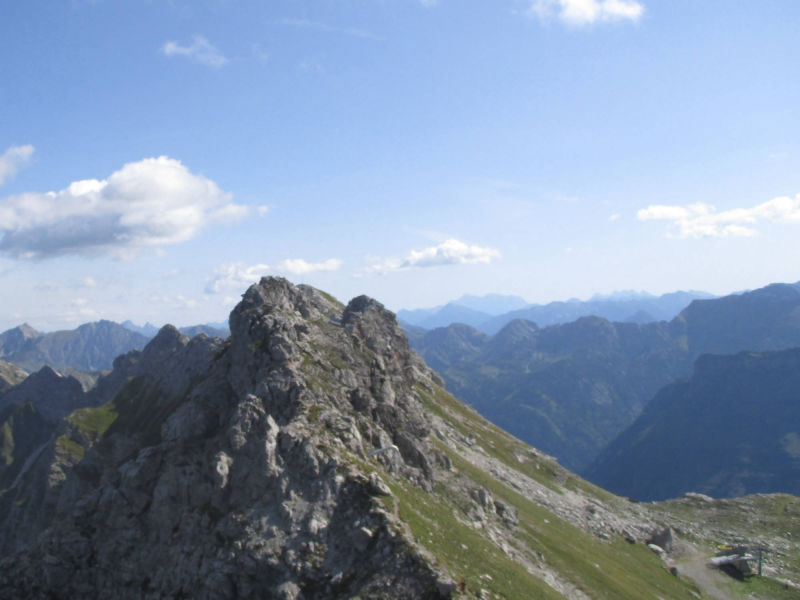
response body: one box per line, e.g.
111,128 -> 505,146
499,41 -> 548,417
162,35 -> 228,68
0,145 -> 35,186
206,258 -> 343,293
0,156 -> 247,259
278,258 -> 343,275
528,0 -> 644,26
206,262 -> 271,294
367,238 -> 501,275
637,194 -> 800,239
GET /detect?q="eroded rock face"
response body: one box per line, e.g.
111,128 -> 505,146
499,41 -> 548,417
0,277 -> 447,599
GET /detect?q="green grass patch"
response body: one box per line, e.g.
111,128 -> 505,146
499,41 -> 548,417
1,419 -> 13,465
106,376 -> 181,446
55,434 -> 85,461
316,289 -> 344,309
416,383 -> 565,492
439,443 -> 705,600
724,575 -> 800,599
381,474 -> 564,599
67,402 -> 119,437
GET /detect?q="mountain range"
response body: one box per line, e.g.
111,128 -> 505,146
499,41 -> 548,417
0,278 -> 798,597
586,347 -> 800,501
398,290 -> 714,334
0,320 -> 230,373
409,282 -> 800,475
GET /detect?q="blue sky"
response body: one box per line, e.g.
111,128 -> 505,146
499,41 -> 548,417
2,0 -> 800,330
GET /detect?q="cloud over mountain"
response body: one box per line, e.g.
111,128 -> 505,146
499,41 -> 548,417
0,156 -> 247,259
367,238 -> 501,275
278,258 -> 343,275
206,258 -> 342,293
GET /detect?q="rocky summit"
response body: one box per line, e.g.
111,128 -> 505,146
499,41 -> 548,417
0,277 -> 797,599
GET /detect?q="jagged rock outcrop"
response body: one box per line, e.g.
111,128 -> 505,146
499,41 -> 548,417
0,278 -> 448,599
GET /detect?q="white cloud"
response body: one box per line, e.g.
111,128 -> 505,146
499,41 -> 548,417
637,194 -> 800,238
366,238 -> 501,275
0,156 -> 247,259
206,257 -> 342,293
609,213 -> 621,221
278,258 -> 342,275
0,145 -> 35,186
528,0 -> 644,26
206,262 -> 271,293
161,35 -> 228,68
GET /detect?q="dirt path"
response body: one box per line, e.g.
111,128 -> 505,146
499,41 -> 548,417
677,550 -> 735,600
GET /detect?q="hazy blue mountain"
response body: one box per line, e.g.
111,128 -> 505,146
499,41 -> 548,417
399,289 -> 713,334
450,293 -> 529,315
586,348 -> 800,500
412,316 -> 686,471
397,293 -> 528,328
479,290 -> 715,334
0,324 -> 40,357
415,303 -> 492,330
179,324 -> 230,339
675,283 -> 800,357
122,320 -> 230,340
121,320 -> 160,337
0,321 -> 149,373
395,306 -> 439,325
410,281 -> 800,472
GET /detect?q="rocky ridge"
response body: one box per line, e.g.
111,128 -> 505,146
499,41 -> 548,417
0,279 -> 455,598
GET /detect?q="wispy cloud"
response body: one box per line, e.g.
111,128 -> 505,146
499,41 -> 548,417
637,194 -> 800,238
0,145 -> 35,186
527,0 -> 644,26
365,238 -> 501,275
0,156 -> 248,259
161,35 -> 228,68
206,258 -> 342,293
276,18 -> 382,41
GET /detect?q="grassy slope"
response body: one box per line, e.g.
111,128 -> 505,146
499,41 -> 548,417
378,383 -> 708,599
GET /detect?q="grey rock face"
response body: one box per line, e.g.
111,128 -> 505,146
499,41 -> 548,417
0,277 -> 448,599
